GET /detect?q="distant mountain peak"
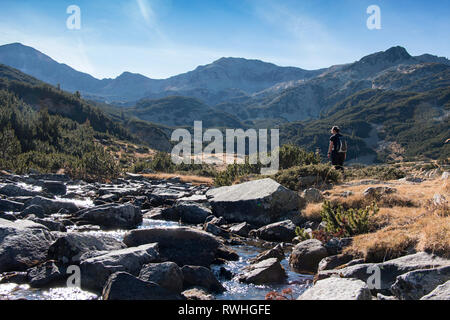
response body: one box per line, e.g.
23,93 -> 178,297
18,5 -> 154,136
116,71 -> 149,81
359,46 -> 412,65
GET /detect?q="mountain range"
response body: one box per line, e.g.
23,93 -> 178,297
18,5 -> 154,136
0,42 -> 448,162
0,43 -> 322,105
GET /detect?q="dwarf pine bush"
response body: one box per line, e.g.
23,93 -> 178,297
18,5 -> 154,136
296,200 -> 379,241
320,200 -> 379,237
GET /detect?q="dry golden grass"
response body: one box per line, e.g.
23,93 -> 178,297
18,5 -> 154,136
320,177 -> 450,262
142,173 -> 214,186
345,229 -> 418,262
302,203 -> 323,221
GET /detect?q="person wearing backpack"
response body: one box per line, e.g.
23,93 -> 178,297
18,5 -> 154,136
327,126 -> 347,171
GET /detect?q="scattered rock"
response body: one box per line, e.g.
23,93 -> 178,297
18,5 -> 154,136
433,194 -> 447,206
181,265 -> 225,293
324,237 -> 353,256
0,218 -> 54,272
80,243 -> 160,293
204,222 -> 230,239
377,293 -> 398,300
206,216 -> 227,226
239,258 -> 287,285
30,218 -> 67,232
176,201 -> 212,224
0,185 -> 40,197
25,196 -> 79,214
298,277 -> 372,300
249,244 -> 285,264
401,177 -> 423,183
26,261 -> 65,288
123,227 -> 222,267
182,287 -> 215,300
302,188 -> 324,203
317,252 -> 450,290
318,254 -> 355,272
0,199 -> 24,212
75,203 -> 142,229
20,205 -> 45,218
253,220 -> 296,242
206,178 -> 305,227
42,181 -> 67,195
391,266 -> 450,300
219,267 -> 233,280
48,233 -> 126,264
228,222 -> 251,237
363,186 -> 397,197
139,262 -> 184,293
102,272 -> 184,300
289,239 -> 329,274
420,280 -> 450,300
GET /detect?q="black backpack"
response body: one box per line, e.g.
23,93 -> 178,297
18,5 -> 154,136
338,136 -> 348,153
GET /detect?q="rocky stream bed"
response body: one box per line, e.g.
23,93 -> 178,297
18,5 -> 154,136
0,173 -> 448,300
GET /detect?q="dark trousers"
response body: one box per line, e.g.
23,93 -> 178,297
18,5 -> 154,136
331,152 -> 345,171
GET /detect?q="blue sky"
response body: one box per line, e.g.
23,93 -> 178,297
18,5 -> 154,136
0,0 -> 449,79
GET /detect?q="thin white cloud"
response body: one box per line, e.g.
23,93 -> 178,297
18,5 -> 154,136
137,0 -> 154,25
134,0 -> 167,41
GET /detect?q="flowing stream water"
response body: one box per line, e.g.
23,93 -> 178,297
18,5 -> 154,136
0,182 -> 313,300
0,218 -> 313,300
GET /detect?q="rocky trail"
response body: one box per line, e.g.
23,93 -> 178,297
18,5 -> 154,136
0,172 -> 448,300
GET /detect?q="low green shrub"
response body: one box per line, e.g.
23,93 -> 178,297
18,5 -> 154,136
296,200 -> 379,242
274,164 -> 342,191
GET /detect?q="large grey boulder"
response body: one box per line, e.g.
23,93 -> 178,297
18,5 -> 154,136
75,203 -> 142,229
289,239 -> 329,274
48,233 -> 126,264
317,252 -> 450,290
0,185 -> 40,197
29,218 -> 66,232
139,262 -> 184,293
421,280 -> 450,300
102,272 -> 184,300
42,181 -> 67,195
206,178 -> 304,227
20,205 -> 45,218
26,261 -> 66,288
80,243 -> 160,293
25,196 -> 79,214
391,266 -> 450,300
298,277 -> 372,300
0,199 -> 24,212
181,265 -> 225,293
160,202 -> 211,224
239,258 -> 287,285
0,218 -> 54,272
253,220 -> 297,242
123,227 -> 222,267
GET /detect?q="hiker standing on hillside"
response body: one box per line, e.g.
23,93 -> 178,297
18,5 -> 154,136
328,126 -> 347,171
